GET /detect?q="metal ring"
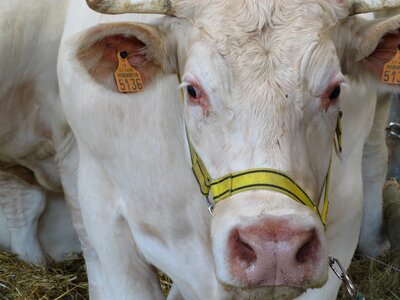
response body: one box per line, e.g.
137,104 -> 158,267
329,257 -> 343,280
343,273 -> 357,297
329,256 -> 358,298
208,204 -> 215,215
386,122 -> 400,139
203,196 -> 215,215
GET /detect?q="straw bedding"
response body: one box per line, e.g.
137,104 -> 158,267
0,252 -> 88,300
0,249 -> 398,299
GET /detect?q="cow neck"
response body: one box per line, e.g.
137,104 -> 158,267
185,113 -> 343,230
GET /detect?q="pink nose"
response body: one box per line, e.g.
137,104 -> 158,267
228,218 -> 322,287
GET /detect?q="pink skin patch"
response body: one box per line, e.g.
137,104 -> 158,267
100,35 -> 157,85
320,82 -> 341,111
363,30 -> 400,78
77,34 -> 159,91
182,74 -> 211,117
101,35 -> 147,65
320,74 -> 345,111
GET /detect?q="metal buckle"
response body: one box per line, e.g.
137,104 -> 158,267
329,257 -> 363,299
386,122 -> 400,139
203,196 -> 215,215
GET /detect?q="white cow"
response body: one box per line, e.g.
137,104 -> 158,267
0,178 -> 81,264
57,0 -> 400,299
0,0 -> 80,264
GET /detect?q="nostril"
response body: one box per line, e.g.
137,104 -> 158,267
237,236 -> 257,263
296,240 -> 313,263
230,230 -> 257,269
295,230 -> 319,263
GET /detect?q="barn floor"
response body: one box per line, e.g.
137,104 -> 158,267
0,249 -> 398,300
0,252 -> 88,300
337,251 -> 399,299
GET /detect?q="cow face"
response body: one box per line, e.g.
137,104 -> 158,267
76,0 -> 400,298
177,2 -> 345,297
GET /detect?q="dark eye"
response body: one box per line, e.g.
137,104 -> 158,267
187,85 -> 199,98
329,86 -> 341,101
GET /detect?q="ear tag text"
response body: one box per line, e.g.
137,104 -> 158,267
382,48 -> 400,85
114,51 -> 144,93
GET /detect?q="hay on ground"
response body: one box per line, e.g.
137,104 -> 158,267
0,250 -> 398,299
0,250 -> 88,300
337,251 -> 399,300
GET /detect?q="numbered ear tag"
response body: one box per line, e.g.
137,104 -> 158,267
382,49 -> 400,85
114,51 -> 144,93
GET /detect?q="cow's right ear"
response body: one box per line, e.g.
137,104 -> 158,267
340,14 -> 400,93
75,22 -> 177,92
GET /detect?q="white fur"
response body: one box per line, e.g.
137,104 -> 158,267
0,188 -> 81,263
358,93 -> 391,256
58,0 -> 398,299
0,0 -> 80,264
0,170 -> 46,265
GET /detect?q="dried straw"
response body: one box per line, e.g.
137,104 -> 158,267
0,250 -> 173,299
338,251 -> 399,299
0,251 -> 88,300
1,248 -> 398,299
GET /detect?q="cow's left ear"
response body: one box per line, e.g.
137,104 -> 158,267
74,22 -> 177,92
341,14 -> 400,92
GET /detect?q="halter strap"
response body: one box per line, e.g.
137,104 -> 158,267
186,113 -> 343,229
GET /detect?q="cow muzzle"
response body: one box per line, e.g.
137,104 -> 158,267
211,194 -> 328,299
229,219 -> 323,287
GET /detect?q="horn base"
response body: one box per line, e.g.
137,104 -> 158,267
86,0 -> 176,16
351,0 -> 400,15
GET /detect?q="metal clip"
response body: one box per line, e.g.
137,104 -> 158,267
386,122 -> 400,139
329,257 -> 364,299
203,196 -> 215,215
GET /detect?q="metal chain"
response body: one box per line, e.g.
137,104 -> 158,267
329,257 -> 365,300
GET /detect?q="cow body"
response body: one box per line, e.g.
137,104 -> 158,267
0,186 -> 81,263
0,0 -> 65,192
2,1 -> 393,297
0,0 -> 80,264
58,1 -> 399,299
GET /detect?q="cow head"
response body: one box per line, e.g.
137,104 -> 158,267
76,0 -> 400,298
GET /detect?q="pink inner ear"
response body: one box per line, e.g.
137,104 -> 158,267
364,31 -> 400,77
101,35 -> 147,67
78,33 -> 160,91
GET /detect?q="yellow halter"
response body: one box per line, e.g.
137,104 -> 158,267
186,113 -> 342,229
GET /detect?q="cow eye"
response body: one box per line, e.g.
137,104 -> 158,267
329,86 -> 341,101
187,85 -> 199,98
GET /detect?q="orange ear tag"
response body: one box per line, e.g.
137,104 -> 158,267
382,49 -> 400,85
114,51 -> 144,93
